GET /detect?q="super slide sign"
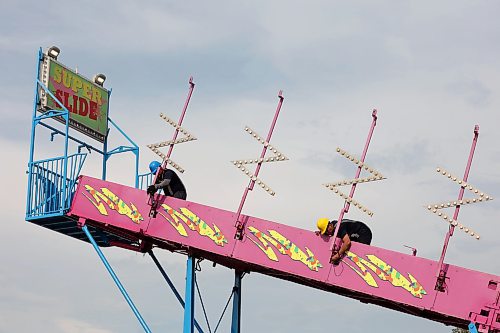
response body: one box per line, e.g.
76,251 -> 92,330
38,56 -> 109,142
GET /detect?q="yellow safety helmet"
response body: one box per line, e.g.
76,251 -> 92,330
316,218 -> 329,235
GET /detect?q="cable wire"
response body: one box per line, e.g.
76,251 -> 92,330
213,287 -> 235,333
195,274 -> 212,333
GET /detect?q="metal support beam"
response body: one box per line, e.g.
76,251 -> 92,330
234,91 -> 285,240
26,48 -> 43,216
435,125 -> 479,291
82,225 -> 152,333
38,122 -> 105,155
149,77 -> 195,214
108,117 -> 140,188
149,251 -> 204,333
231,271 -> 243,333
183,255 -> 196,333
330,109 -> 378,255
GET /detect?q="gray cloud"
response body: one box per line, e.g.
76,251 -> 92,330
446,79 -> 491,107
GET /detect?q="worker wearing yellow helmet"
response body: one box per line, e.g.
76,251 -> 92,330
316,218 -> 372,263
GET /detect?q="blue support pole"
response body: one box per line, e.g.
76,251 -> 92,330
26,48 -> 44,216
231,271 -> 242,333
108,117 -> 140,187
183,256 -> 196,333
149,251 -> 205,333
61,107 -> 70,211
82,225 -> 152,333
103,132 -> 108,181
134,147 -> 140,189
102,89 -> 112,181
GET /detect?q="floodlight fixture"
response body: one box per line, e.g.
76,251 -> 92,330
47,46 -> 60,60
93,73 -> 106,86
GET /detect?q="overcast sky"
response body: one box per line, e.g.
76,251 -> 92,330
1,1 -> 499,332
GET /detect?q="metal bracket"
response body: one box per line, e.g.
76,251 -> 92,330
77,217 -> 87,228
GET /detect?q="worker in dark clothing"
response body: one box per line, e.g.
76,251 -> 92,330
316,218 -> 372,264
147,161 -> 187,200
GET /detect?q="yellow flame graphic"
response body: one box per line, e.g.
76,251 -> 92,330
83,185 -> 143,224
158,205 -> 188,237
159,205 -> 228,247
344,251 -> 427,298
248,227 -> 323,271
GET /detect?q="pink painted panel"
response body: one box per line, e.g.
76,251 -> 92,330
69,176 -> 500,329
325,242 -> 437,309
231,214 -> 331,282
145,196 -> 238,257
433,265 -> 500,329
230,216 -> 439,309
69,176 -> 151,234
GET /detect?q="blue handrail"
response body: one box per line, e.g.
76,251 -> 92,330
138,171 -> 154,190
26,153 -> 87,219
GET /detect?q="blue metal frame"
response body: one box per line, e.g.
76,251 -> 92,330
27,48 -> 246,333
138,171 -> 155,190
183,256 -> 196,333
27,49 -> 72,219
231,271 -> 242,333
26,47 -> 149,330
26,48 -> 141,222
27,49 -> 49,216
26,153 -> 87,219
40,122 -> 105,154
106,117 -> 140,188
82,225 -> 152,332
102,89 -> 111,182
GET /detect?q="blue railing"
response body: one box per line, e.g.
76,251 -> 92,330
138,171 -> 154,190
26,153 -> 87,219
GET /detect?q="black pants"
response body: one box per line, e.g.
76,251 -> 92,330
171,190 -> 187,200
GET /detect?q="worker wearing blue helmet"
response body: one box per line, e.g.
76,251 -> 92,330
147,161 -> 187,200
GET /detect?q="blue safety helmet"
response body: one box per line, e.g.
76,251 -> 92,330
149,161 -> 161,174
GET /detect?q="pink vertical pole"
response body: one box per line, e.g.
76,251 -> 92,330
165,77 -> 196,162
152,77 -> 195,182
149,77 -> 195,211
234,91 -> 284,239
330,109 -> 378,252
435,125 -> 479,290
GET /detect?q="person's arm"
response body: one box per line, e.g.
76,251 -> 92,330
155,170 -> 172,189
338,234 -> 351,256
155,177 -> 171,189
331,234 -> 351,263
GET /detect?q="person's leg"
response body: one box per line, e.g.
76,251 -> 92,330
173,191 -> 187,200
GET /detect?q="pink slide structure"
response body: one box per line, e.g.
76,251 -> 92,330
69,175 -> 500,333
